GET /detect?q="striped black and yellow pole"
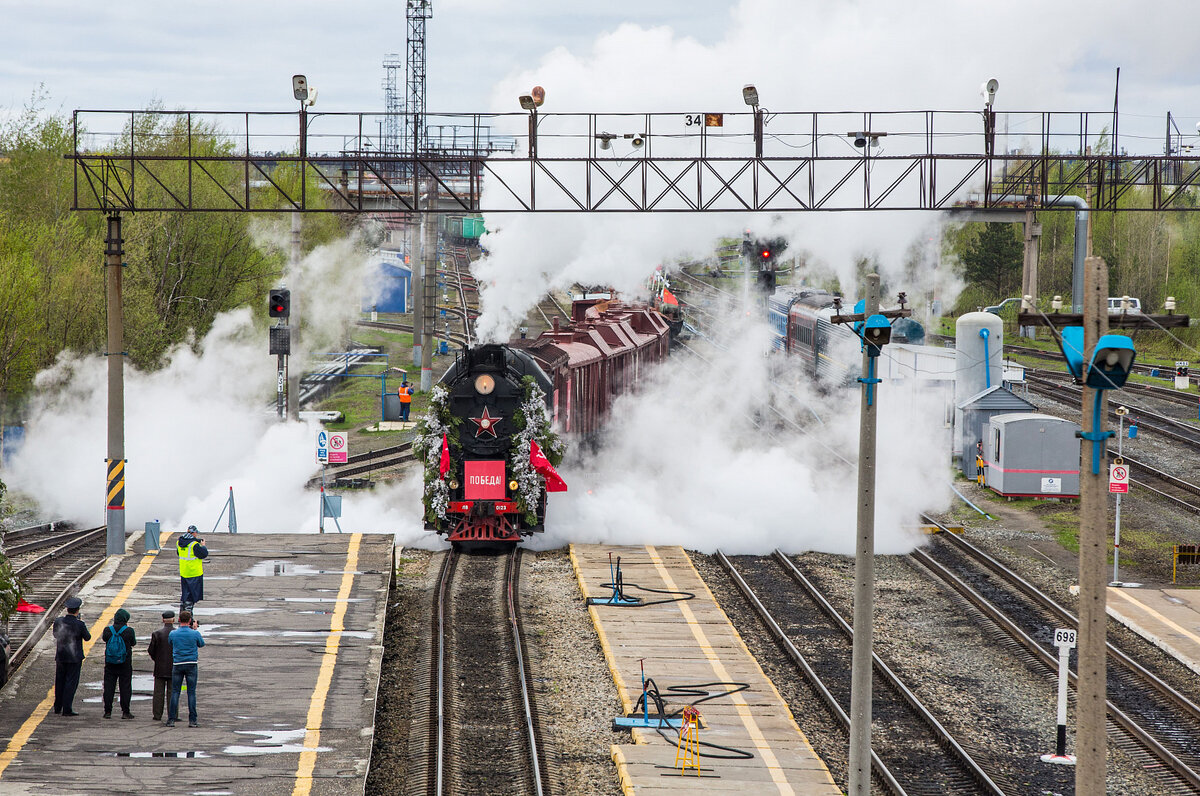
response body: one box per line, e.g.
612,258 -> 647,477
105,213 -> 126,556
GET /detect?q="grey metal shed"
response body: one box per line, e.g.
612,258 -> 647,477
984,413 -> 1081,498
957,386 -> 1038,479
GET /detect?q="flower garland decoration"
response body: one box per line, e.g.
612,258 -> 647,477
412,384 -> 460,527
509,376 -> 565,525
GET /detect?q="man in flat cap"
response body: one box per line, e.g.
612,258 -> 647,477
51,596 -> 89,716
146,610 -> 176,722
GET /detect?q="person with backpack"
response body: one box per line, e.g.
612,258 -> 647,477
101,607 -> 136,719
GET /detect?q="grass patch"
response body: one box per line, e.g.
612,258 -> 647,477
1042,509 -> 1080,552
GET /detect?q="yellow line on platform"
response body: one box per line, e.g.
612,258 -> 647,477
610,745 -> 637,796
1110,588 -> 1200,648
0,541 -> 167,780
569,545 -> 636,718
292,533 -> 362,796
646,545 -> 796,796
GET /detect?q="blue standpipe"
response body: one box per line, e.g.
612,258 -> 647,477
1078,390 -> 1115,474
979,328 -> 992,389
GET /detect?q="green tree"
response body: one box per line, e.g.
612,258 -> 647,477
960,222 -> 1022,300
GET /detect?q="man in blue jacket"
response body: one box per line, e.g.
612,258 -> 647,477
166,609 -> 205,728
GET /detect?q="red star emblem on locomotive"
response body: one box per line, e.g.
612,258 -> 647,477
470,406 -> 502,438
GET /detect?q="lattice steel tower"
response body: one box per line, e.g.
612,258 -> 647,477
381,53 -> 404,156
406,0 -> 432,157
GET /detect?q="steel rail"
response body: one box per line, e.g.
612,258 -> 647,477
926,516 -> 1200,721
1,521 -> 70,544
921,515 -> 1200,791
8,527 -> 105,560
1025,376 -> 1200,449
10,559 -> 105,671
507,548 -> 546,796
1025,364 -> 1199,409
769,550 -> 1007,795
911,544 -> 1200,792
715,551 -> 908,796
1006,344 -> 1197,390
431,548 -> 456,796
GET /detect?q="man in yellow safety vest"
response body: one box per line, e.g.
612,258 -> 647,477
177,526 -> 209,614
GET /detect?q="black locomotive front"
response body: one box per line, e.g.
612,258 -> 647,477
434,344 -> 554,544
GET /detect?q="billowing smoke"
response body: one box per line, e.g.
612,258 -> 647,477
530,297 -> 951,554
7,237 -> 421,537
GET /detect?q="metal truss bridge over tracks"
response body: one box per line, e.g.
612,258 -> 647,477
68,107 -> 1200,215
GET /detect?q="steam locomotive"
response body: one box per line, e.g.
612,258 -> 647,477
419,297 -> 671,544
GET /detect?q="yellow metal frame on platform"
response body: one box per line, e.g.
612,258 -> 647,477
0,536 -> 169,780
291,533 -> 363,796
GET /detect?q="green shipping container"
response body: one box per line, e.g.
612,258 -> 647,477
462,217 -> 486,239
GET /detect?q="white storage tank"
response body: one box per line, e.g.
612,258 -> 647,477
953,311 -> 1004,461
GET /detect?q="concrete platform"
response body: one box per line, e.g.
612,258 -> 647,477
1107,586 -> 1200,677
0,532 -> 393,796
571,544 -> 841,796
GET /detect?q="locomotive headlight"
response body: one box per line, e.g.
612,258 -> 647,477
474,374 -> 495,395
449,479 -> 459,490
508,480 -> 518,491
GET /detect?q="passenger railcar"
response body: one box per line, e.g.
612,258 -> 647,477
420,297 -> 671,544
771,287 -> 925,383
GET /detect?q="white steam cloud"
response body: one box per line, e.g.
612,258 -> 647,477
8,236 -> 427,539
530,299 -> 950,555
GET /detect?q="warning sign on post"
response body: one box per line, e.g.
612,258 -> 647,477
1109,463 -> 1130,494
327,432 -> 349,464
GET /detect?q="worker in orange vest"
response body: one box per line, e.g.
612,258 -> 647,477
398,380 -> 414,421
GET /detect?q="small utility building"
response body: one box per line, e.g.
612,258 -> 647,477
984,413 -> 1081,498
957,385 -> 1038,479
361,249 -> 412,314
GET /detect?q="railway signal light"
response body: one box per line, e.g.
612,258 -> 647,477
268,288 -> 291,318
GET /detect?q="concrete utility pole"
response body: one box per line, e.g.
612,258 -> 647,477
848,272 -> 881,796
1076,254 -> 1110,795
287,212 -> 301,421
421,177 -> 438,391
1020,208 -> 1041,338
104,214 -> 126,557
413,213 -> 424,369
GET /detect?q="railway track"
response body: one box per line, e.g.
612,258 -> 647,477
920,517 -> 1200,794
1,524 -> 107,673
1006,343 -> 1198,391
307,442 -> 416,487
414,548 -> 547,796
716,550 -> 1007,795
1025,373 -> 1200,451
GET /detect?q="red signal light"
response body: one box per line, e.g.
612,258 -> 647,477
761,249 -> 770,258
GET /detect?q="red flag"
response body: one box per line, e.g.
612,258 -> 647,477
530,440 -> 567,492
661,288 -> 679,306
439,434 -> 450,479
16,598 -> 45,613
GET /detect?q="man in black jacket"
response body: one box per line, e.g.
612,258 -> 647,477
51,596 -> 89,716
101,607 -> 137,719
146,610 -> 175,721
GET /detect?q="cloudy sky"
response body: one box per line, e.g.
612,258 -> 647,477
1,0 -> 1197,130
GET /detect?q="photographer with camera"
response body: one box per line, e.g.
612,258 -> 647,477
177,526 -> 208,614
166,609 -> 205,728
